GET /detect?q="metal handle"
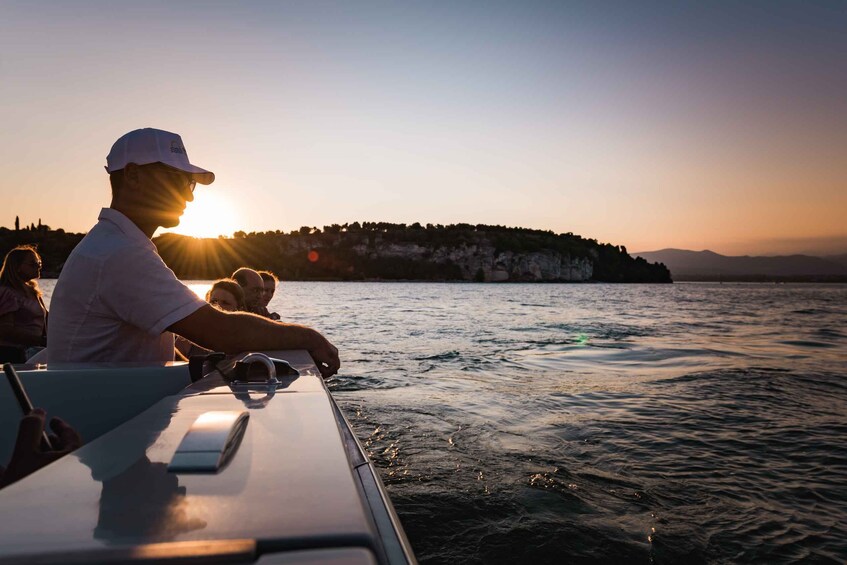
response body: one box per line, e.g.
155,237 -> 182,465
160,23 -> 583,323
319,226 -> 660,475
237,352 -> 279,385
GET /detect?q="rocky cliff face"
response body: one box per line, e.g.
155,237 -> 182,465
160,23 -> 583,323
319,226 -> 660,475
150,223 -> 670,282
350,240 -> 593,281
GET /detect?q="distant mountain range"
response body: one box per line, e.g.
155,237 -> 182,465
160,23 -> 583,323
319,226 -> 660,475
634,249 -> 847,281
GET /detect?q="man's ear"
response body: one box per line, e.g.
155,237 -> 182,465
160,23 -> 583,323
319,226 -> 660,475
123,163 -> 140,187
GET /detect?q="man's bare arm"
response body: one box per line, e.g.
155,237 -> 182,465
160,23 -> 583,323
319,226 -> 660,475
167,305 -> 340,377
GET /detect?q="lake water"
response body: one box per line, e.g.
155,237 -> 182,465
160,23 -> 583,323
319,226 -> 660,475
40,281 -> 847,563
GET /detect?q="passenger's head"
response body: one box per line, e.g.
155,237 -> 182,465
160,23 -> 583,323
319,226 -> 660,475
258,271 -> 278,307
106,129 -> 215,230
204,279 -> 245,312
0,245 -> 43,297
231,268 -> 264,311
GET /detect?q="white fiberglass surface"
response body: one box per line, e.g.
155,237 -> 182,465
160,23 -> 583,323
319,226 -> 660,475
0,356 -> 373,558
0,364 -> 191,464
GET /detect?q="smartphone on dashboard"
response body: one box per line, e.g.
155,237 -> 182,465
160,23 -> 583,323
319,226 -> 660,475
3,363 -> 54,450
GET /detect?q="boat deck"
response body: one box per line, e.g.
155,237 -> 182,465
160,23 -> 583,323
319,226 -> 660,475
0,351 -> 414,564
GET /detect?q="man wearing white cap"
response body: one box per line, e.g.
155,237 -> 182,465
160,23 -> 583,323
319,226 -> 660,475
47,128 -> 339,377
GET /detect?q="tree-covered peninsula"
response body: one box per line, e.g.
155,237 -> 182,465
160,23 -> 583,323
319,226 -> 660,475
1,221 -> 671,283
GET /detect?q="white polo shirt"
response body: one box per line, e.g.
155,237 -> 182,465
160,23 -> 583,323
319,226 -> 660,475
47,208 -> 206,363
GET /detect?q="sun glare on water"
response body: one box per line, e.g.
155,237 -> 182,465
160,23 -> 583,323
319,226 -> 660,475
172,190 -> 241,239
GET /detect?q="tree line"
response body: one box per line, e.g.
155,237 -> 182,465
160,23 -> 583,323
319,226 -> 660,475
0,221 -> 671,282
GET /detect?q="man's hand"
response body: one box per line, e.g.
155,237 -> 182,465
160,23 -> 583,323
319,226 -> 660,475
169,305 -> 341,377
0,409 -> 82,488
307,330 -> 340,379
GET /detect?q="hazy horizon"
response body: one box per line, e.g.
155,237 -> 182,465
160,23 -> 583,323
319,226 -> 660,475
4,216 -> 846,259
2,1 -> 845,256
633,234 -> 847,257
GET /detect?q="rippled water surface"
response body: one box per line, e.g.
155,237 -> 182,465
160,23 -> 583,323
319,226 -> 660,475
44,282 -> 847,563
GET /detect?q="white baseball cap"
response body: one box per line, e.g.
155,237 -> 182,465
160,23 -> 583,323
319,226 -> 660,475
105,128 -> 215,185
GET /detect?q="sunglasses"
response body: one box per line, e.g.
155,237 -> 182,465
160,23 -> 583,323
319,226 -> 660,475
149,164 -> 197,193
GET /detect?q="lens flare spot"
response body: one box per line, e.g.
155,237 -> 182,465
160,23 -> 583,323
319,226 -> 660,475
576,333 -> 589,345
308,250 -> 320,263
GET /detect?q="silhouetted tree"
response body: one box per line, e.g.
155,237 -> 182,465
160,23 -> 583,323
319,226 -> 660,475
1,221 -> 672,283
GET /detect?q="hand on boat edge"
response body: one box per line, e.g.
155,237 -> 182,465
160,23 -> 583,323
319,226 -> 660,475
309,334 -> 340,379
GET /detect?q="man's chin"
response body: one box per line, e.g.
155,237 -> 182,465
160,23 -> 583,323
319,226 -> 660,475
158,215 -> 182,229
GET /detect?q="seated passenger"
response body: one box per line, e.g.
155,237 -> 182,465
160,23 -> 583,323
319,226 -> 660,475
176,278 -> 247,358
231,268 -> 265,315
0,246 -> 48,363
258,271 -> 281,320
48,128 -> 339,377
206,278 -> 246,312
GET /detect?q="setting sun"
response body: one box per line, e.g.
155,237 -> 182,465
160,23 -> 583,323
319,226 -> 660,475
169,190 -> 241,239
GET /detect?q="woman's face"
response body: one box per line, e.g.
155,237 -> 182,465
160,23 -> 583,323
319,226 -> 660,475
209,288 -> 239,312
19,253 -> 42,282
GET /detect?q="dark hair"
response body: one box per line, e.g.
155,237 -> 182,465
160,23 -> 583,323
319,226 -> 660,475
0,245 -> 43,298
109,169 -> 125,196
205,278 -> 246,311
258,270 -> 278,284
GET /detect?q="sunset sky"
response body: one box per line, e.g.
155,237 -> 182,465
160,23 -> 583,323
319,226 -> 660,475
1,1 -> 845,256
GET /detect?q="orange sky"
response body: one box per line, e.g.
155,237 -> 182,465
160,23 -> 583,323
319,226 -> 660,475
1,2 -> 845,256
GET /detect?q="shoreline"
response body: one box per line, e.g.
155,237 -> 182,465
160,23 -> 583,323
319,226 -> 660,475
39,278 -> 847,284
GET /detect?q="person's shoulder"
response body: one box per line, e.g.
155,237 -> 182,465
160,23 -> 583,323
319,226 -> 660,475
90,219 -> 137,250
68,221 -> 136,265
76,212 -> 165,269
0,285 -> 24,310
94,245 -> 173,294
0,285 -> 22,301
